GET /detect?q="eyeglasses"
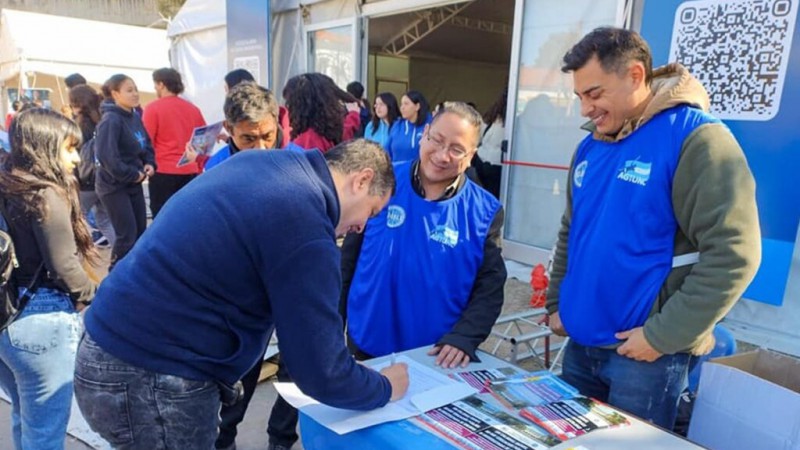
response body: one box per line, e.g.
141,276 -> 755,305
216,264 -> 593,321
426,133 -> 471,160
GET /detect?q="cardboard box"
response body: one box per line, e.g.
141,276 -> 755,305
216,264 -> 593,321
688,349 -> 800,450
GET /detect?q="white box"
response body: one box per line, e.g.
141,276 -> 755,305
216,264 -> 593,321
688,349 -> 800,450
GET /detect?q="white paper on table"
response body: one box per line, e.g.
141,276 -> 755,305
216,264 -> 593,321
274,355 -> 477,435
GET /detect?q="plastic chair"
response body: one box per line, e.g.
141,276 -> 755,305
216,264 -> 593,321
687,324 -> 736,393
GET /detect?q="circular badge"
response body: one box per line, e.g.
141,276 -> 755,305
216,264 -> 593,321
386,205 -> 406,228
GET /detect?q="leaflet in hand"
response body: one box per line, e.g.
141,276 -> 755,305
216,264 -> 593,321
487,371 -> 579,409
177,121 -> 224,167
519,396 -> 629,441
417,395 -> 562,450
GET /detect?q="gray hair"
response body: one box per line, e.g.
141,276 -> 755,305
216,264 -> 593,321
324,139 -> 396,197
431,101 -> 483,148
223,81 -> 279,125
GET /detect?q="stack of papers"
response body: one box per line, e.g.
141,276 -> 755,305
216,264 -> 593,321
275,355 -> 476,434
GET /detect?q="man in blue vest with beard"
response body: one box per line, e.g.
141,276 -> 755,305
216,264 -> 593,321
548,27 -> 761,430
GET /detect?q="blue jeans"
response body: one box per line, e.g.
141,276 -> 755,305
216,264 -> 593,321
80,190 -> 116,247
0,288 -> 82,450
560,339 -> 690,429
74,332 -> 221,449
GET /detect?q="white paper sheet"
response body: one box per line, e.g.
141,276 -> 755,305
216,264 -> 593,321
274,355 -> 476,435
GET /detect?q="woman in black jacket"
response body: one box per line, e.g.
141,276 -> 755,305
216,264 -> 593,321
95,74 -> 155,269
70,84 -> 116,249
0,108 -> 97,449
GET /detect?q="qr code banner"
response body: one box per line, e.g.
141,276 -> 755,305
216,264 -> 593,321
669,0 -> 798,121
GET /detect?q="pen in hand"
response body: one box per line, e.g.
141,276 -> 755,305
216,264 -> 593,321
391,353 -> 396,365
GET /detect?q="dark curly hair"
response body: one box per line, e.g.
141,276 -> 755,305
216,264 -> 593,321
0,108 -> 97,263
283,73 -> 357,144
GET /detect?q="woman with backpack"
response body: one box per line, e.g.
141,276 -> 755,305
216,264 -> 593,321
0,108 -> 98,449
70,84 -> 115,249
95,74 -> 155,269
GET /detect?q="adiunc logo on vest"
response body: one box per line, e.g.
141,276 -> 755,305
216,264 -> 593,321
386,205 -> 406,228
430,225 -> 459,248
617,159 -> 652,186
574,160 -> 588,187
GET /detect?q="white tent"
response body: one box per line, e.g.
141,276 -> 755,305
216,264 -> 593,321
0,9 -> 169,112
167,0 -> 227,123
167,0 -> 308,124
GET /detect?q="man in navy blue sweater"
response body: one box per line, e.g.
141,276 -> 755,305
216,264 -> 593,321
73,139 -> 408,449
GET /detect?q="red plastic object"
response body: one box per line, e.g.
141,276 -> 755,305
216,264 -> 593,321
529,263 -> 549,308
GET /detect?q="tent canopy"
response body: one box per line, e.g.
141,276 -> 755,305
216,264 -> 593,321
0,8 -> 169,92
167,0 -> 226,39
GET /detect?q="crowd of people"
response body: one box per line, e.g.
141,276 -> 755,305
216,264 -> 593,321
0,26 -> 760,450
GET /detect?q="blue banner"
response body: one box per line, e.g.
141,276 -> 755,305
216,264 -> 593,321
641,0 -> 800,306
226,0 -> 271,88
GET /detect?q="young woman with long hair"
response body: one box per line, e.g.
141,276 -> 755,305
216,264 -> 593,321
364,92 -> 400,149
0,108 -> 97,449
69,84 -> 116,248
95,74 -> 155,269
386,90 -> 432,163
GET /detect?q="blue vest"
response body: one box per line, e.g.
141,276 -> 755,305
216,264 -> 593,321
387,117 -> 430,163
560,105 -> 718,347
204,145 -> 231,171
347,162 -> 501,357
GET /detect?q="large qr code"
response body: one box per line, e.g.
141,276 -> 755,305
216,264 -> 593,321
669,0 -> 798,121
232,56 -> 261,85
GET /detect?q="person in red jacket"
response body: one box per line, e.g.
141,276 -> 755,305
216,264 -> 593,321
282,73 -> 360,152
142,68 -> 206,218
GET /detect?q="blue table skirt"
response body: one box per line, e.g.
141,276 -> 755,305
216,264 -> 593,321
299,414 -> 456,450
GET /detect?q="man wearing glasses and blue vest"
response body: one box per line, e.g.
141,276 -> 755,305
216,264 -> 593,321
342,101 -> 507,369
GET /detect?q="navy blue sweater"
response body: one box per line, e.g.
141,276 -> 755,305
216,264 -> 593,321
94,101 -> 156,195
85,149 -> 391,410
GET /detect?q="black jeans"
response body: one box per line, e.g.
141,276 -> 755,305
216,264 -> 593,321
215,348 -> 267,449
148,173 -> 196,218
98,184 -> 146,269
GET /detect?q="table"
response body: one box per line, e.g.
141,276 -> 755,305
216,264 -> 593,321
298,347 -> 703,450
